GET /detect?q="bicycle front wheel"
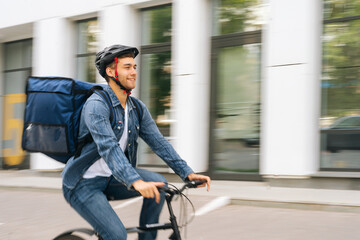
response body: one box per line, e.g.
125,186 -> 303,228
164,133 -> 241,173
53,234 -> 85,240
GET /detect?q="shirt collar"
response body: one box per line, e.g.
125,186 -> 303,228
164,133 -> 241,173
104,84 -> 135,110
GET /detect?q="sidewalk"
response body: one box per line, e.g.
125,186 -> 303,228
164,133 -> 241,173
1,170 -> 360,212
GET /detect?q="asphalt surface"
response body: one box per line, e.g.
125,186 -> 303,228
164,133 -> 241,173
1,187 -> 360,240
1,170 -> 360,239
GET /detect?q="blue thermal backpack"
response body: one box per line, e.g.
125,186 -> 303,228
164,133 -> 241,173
21,76 -> 142,163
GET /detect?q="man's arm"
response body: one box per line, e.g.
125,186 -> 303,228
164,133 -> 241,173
137,100 -> 211,189
83,98 -> 141,188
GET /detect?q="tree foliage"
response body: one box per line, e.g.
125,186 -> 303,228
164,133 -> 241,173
322,1 -> 360,117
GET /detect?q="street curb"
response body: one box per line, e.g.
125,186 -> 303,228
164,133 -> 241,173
230,198 -> 360,213
1,171 -> 360,213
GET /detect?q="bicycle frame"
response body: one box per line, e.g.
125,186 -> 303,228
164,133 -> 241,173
123,187 -> 182,240
53,180 -> 206,240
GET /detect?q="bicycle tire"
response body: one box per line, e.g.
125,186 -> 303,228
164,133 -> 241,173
53,234 -> 85,240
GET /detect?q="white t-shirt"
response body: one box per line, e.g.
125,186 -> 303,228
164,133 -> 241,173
83,103 -> 128,179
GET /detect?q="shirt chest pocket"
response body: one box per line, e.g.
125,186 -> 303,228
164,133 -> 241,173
113,121 -> 124,137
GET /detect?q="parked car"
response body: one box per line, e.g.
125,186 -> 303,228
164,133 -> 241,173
321,115 -> 360,152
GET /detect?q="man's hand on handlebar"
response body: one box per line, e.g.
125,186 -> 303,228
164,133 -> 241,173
132,180 -> 165,204
186,173 -> 211,191
132,173 -> 210,203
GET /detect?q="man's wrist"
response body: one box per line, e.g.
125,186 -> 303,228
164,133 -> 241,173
186,173 -> 196,181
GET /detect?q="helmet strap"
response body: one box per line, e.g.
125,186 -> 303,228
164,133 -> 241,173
114,57 -> 118,80
109,76 -> 132,95
109,56 -> 132,95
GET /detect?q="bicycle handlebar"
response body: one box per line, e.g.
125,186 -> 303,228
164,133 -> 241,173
158,180 -> 207,195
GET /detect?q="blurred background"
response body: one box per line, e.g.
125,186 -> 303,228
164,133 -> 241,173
0,0 -> 360,188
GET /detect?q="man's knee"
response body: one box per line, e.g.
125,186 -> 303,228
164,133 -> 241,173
154,173 -> 167,184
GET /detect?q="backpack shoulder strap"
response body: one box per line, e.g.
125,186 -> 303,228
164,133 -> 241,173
92,87 -> 116,127
129,96 -> 143,124
74,87 -> 115,159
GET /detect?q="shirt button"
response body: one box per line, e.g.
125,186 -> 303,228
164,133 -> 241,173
118,126 -> 121,130
128,144 -> 131,147
128,130 -> 131,133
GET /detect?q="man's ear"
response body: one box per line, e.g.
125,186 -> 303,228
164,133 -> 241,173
106,67 -> 114,77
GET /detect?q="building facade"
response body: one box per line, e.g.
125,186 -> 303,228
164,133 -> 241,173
1,0 -> 359,187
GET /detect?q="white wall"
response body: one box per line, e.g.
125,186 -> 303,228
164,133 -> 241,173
172,0 -> 211,172
0,0 -> 106,30
260,0 -> 322,176
33,18 -> 76,78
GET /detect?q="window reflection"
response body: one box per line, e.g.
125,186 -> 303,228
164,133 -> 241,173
139,52 -> 172,166
212,0 -> 265,35
2,39 -> 32,169
76,19 -> 99,83
141,52 -> 172,134
138,5 -> 172,167
214,44 -> 261,173
321,4 -> 360,170
324,0 -> 360,19
141,5 -> 172,45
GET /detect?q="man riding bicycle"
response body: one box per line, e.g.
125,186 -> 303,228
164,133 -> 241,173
61,44 -> 211,240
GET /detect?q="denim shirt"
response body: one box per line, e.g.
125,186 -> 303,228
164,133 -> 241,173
62,85 -> 194,189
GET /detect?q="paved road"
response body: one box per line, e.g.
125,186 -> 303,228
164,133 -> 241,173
1,188 -> 360,240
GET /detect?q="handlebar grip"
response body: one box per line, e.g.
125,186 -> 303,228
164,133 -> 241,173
186,180 -> 207,188
157,185 -> 173,194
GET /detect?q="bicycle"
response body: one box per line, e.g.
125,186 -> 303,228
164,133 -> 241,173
53,180 -> 206,240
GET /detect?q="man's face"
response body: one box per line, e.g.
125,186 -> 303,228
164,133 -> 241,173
109,57 -> 137,90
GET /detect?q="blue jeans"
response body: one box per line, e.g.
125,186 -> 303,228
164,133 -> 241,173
62,168 -> 167,240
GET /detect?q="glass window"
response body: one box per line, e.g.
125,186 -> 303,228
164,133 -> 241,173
320,1 -> 360,170
210,1 -> 262,179
141,5 -> 172,45
324,0 -> 360,20
76,18 -> 99,83
140,52 -> 172,129
331,116 -> 360,128
138,5 -> 172,167
212,0 -> 266,35
1,39 -> 32,169
213,44 -> 261,174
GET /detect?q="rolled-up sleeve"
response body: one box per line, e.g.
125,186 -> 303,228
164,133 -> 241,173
83,98 -> 141,188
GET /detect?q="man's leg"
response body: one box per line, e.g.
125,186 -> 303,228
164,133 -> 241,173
102,169 -> 167,240
136,169 -> 167,240
63,177 -> 128,240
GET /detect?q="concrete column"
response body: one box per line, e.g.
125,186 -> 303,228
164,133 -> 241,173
260,0 -> 322,176
31,17 -> 75,169
172,0 -> 211,172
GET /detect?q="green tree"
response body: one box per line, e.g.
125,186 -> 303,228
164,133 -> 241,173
322,1 -> 360,117
217,0 -> 262,34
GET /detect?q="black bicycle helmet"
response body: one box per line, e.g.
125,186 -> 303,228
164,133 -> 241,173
95,44 -> 139,78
